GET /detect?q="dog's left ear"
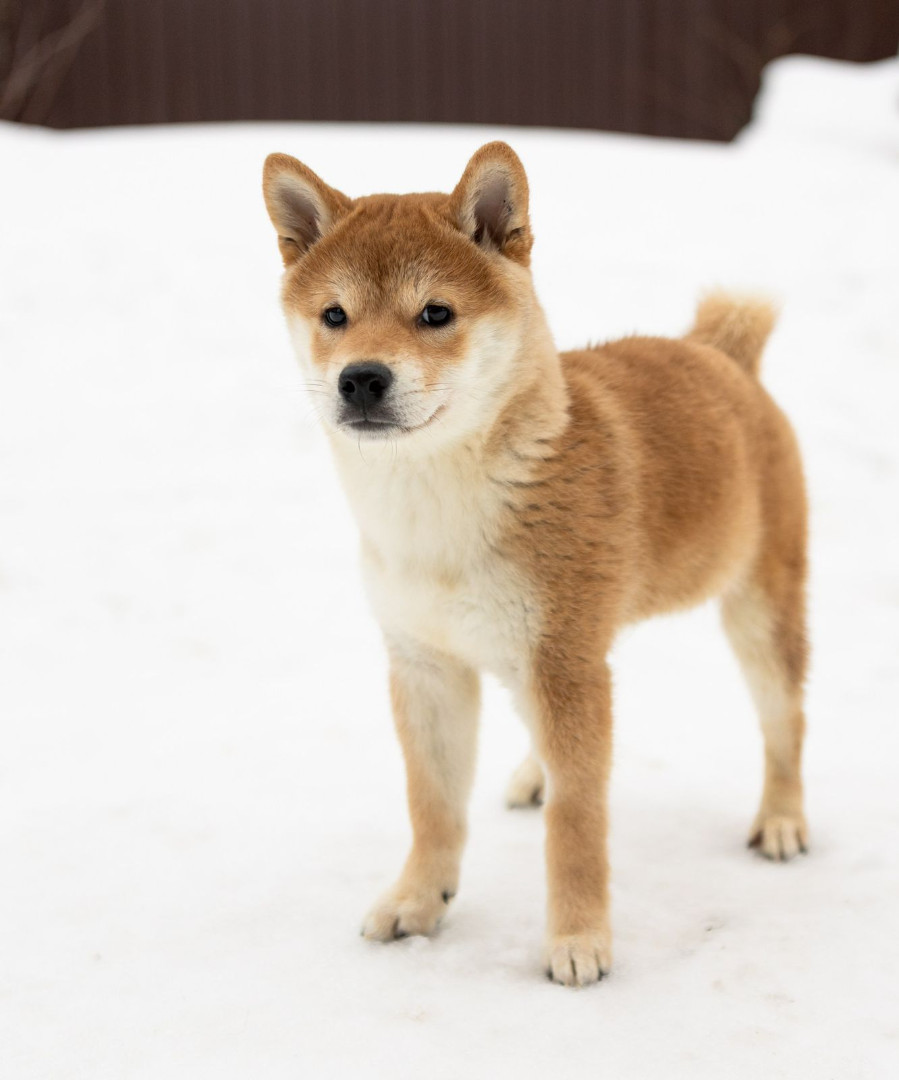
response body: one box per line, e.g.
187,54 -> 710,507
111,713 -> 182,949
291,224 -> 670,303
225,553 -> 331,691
450,142 -> 532,265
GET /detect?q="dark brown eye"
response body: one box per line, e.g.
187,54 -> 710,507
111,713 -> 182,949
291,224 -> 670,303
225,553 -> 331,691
421,304 -> 452,327
323,306 -> 347,327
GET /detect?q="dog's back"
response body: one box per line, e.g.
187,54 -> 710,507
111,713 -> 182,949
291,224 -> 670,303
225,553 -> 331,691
551,295 -> 805,624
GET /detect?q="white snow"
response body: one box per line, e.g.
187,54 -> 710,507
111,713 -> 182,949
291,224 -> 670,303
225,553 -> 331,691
1,54 -> 898,1079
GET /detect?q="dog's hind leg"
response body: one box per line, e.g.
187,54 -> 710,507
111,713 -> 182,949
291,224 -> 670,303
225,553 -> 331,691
721,548 -> 809,861
505,749 -> 545,808
362,642 -> 480,940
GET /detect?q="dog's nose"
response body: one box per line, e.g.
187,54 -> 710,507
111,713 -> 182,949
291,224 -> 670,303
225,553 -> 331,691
338,363 -> 393,407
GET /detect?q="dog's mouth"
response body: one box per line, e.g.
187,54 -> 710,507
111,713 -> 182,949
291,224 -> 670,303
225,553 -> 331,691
342,418 -> 403,437
339,405 -> 446,439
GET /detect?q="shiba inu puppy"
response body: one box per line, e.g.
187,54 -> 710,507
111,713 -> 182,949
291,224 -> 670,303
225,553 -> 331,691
262,142 -> 809,987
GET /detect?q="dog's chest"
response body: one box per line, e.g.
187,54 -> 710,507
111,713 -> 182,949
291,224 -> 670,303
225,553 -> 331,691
342,459 -> 537,683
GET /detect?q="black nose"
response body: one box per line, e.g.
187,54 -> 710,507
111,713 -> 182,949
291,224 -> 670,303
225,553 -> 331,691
338,363 -> 394,408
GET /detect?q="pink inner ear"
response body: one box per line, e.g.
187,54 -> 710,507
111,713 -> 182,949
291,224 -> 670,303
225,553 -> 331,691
471,169 -> 514,247
274,178 -> 324,249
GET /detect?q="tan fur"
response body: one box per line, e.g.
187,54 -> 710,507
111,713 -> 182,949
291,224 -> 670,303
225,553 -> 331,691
686,291 -> 778,375
262,142 -> 810,987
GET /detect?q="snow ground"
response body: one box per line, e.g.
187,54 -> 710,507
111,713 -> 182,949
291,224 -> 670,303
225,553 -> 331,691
1,55 -> 898,1079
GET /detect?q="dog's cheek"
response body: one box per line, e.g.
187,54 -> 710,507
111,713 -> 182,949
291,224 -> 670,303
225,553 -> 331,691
459,317 -> 520,388
286,314 -> 327,379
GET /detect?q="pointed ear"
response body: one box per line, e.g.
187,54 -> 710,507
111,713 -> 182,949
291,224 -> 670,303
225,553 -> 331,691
450,142 -> 532,264
262,153 -> 352,265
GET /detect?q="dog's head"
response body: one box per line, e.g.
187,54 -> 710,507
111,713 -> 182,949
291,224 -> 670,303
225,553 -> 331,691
262,142 -> 539,448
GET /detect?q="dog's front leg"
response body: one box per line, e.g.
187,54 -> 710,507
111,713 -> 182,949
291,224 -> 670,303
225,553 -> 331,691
536,655 -> 613,986
362,642 -> 480,941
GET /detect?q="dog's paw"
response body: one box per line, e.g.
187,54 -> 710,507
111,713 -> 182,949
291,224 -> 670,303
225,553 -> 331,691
505,753 -> 545,808
361,883 -> 453,942
545,931 -> 612,987
748,812 -> 808,861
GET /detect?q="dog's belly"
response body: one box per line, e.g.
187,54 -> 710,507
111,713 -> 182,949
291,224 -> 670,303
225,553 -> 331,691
362,554 -> 537,686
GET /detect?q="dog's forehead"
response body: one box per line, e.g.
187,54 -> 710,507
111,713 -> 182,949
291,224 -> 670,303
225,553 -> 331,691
297,192 -> 501,306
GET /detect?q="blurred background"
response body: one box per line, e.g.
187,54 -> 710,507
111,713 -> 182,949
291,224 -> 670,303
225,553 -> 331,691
2,0 -> 898,139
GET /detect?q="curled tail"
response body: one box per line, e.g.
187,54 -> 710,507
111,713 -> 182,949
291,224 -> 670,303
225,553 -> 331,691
686,292 -> 778,376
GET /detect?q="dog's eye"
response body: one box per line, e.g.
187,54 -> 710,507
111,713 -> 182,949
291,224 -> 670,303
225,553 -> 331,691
323,306 -> 347,327
420,304 -> 452,327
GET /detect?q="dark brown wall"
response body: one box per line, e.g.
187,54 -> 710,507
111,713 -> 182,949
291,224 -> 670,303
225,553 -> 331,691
2,0 -> 898,141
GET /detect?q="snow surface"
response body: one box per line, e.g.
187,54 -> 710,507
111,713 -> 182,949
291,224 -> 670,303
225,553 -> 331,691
1,55 -> 898,1079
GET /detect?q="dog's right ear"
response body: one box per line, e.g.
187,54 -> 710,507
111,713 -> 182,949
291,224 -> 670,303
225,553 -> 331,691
262,154 -> 352,265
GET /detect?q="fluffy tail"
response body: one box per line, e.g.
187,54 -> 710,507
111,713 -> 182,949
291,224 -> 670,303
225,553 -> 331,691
685,292 -> 778,376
